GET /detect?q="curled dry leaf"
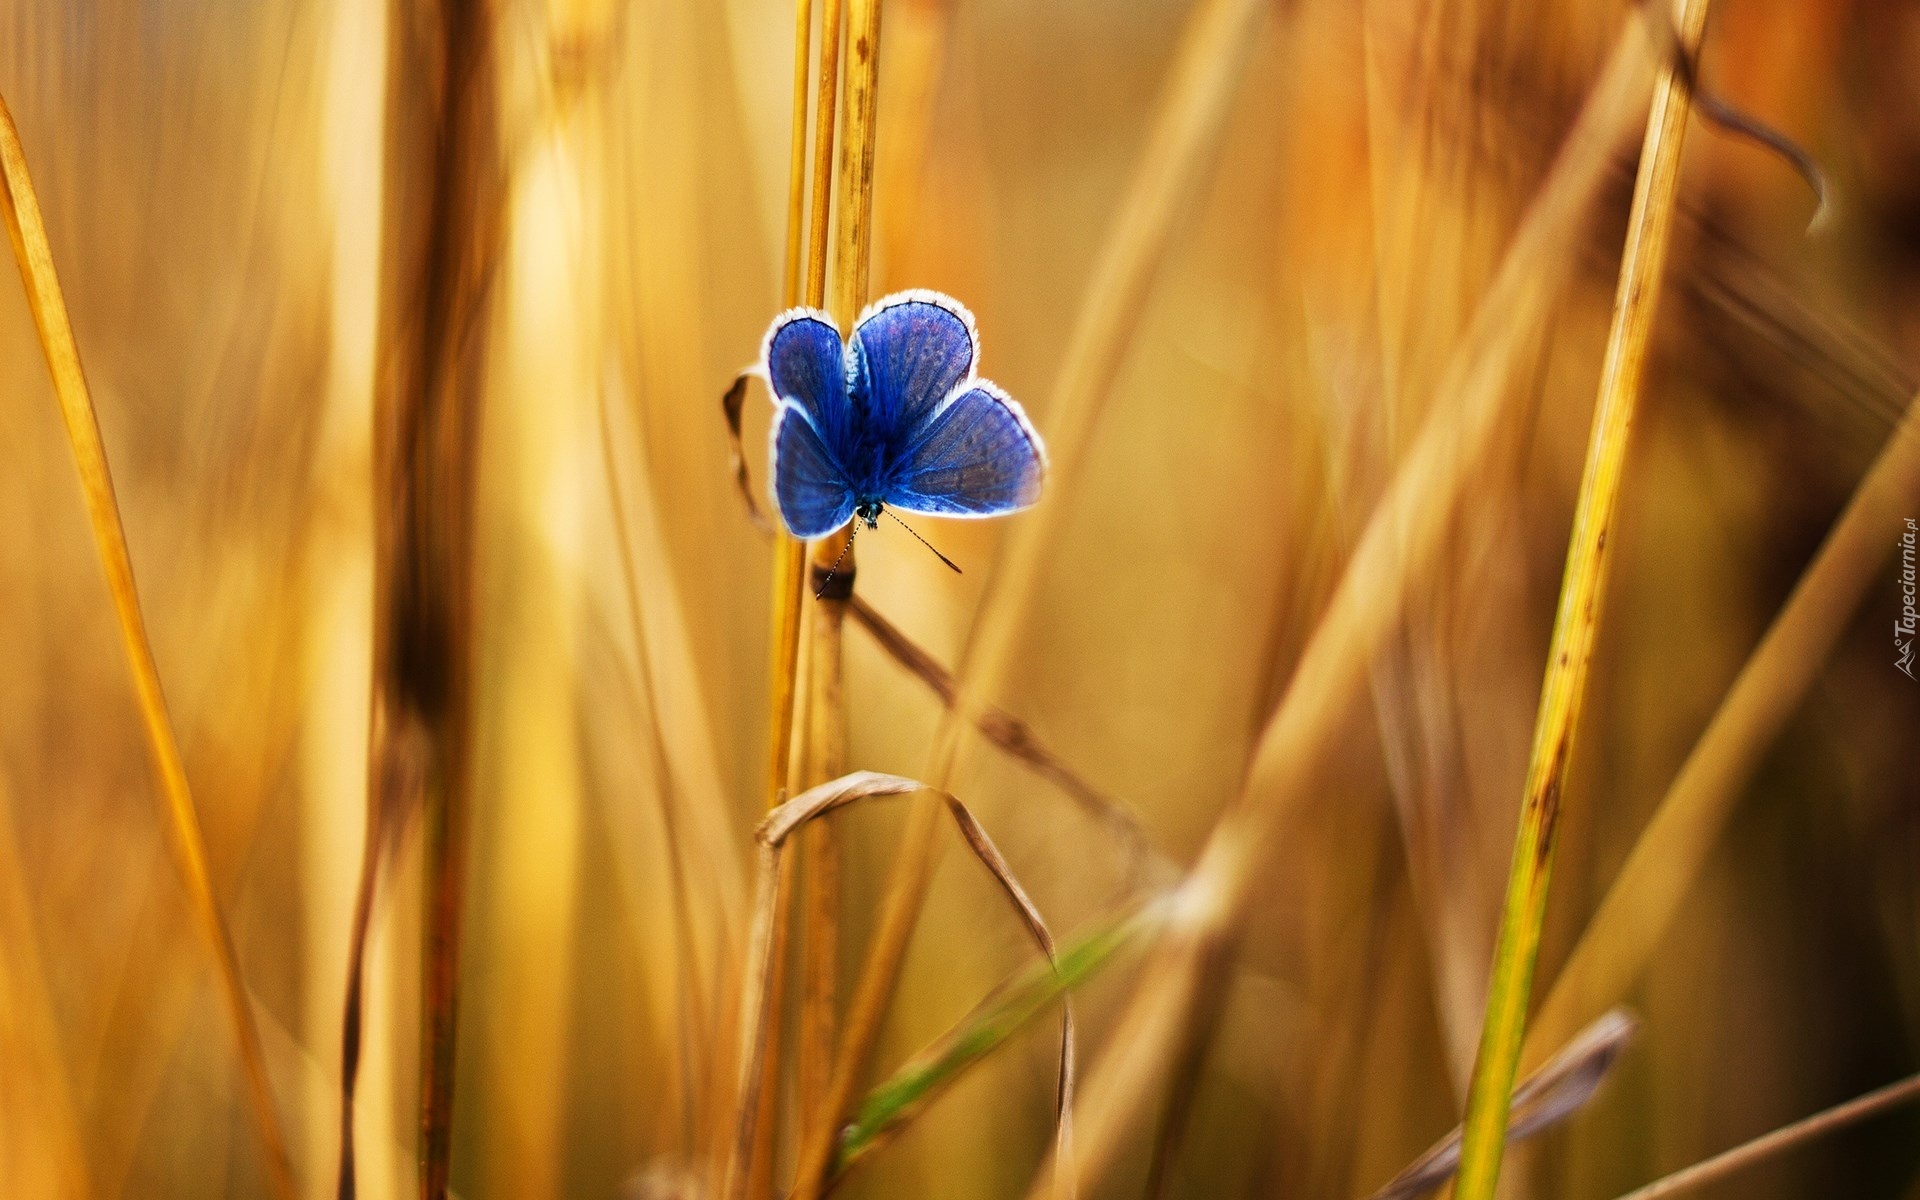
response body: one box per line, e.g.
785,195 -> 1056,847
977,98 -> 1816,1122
721,370 -> 775,534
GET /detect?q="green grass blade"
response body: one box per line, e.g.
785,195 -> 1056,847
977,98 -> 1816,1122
833,904 -> 1154,1177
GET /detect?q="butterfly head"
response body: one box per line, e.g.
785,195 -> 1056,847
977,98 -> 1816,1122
854,499 -> 884,529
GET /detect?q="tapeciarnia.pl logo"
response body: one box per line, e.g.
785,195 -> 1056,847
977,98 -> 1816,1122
1899,517 -> 1917,679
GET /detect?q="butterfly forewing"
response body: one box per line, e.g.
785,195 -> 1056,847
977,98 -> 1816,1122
851,293 -> 978,438
765,310 -> 853,446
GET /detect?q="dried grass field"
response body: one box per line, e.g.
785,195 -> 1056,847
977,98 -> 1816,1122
0,0 -> 1917,1197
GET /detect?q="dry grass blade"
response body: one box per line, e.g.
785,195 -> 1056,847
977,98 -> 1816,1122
847,595 -> 1159,879
343,0 -> 504,1194
766,0 -> 829,813
1527,384 -> 1920,1065
723,771 -> 964,1200
731,0 -> 850,1189
940,796 -> 1079,1200
823,1 -> 1269,1189
1022,25 -> 1660,1199
785,0 -> 887,1193
760,771 -> 924,846
599,386 -> 721,1159
1610,1071 -> 1920,1200
0,91 -> 296,1200
783,0 -> 817,310
723,373 -> 776,536
1454,3 -> 1711,1192
806,0 -> 848,307
1363,1009 -> 1638,1200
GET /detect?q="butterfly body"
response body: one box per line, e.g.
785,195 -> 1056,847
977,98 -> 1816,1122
762,290 -> 1045,541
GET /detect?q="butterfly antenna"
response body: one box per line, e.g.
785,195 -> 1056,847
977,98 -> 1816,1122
815,522 -> 858,598
884,509 -> 963,574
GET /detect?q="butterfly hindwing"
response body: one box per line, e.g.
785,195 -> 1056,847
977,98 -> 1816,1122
850,292 -> 978,437
884,382 -> 1045,517
771,402 -> 857,538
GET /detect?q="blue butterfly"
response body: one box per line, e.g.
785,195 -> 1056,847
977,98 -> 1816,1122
762,290 -> 1046,549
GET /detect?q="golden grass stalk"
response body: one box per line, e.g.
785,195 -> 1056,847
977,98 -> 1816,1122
1610,1071 -> 1920,1200
1363,1009 -> 1637,1200
791,17 -> 852,1140
1020,25 -> 1660,1199
791,0 -> 852,1170
782,0 -> 817,312
750,0 -> 843,817
0,91 -> 296,1200
1452,4 -> 1711,1193
805,0 -> 849,308
729,1 -> 851,1193
808,2 -> 1269,1192
789,0 -> 884,1190
1525,380 -> 1920,1063
763,0 -> 827,813
339,1 -> 503,1194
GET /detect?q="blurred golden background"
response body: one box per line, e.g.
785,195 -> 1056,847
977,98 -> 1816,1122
0,0 -> 1916,1197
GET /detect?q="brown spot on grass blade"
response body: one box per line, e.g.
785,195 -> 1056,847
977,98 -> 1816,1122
1364,1009 -> 1638,1200
0,91 -> 296,1200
